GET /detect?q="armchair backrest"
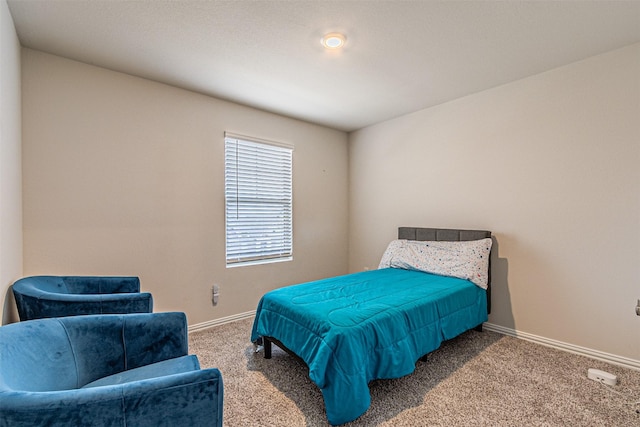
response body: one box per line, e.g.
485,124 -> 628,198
0,318 -> 79,391
0,312 -> 189,392
62,276 -> 141,294
13,276 -> 141,296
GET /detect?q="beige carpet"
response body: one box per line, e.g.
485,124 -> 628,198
189,317 -> 640,426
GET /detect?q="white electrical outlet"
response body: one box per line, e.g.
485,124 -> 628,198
587,368 -> 617,386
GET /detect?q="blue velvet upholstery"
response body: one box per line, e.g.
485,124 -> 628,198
0,312 -> 223,427
12,275 -> 153,321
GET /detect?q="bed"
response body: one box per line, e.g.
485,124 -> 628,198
250,227 -> 492,425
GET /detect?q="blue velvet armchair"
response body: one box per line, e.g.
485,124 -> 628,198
0,312 -> 223,427
12,275 -> 153,321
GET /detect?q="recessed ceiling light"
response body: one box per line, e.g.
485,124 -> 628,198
321,33 -> 346,49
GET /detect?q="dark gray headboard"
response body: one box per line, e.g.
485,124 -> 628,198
398,227 -> 492,314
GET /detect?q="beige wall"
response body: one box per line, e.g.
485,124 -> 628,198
21,49 -> 349,326
349,43 -> 640,361
0,0 -> 23,324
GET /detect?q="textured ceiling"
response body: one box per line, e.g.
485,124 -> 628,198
7,0 -> 640,132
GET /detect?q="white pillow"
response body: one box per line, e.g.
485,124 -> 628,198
378,238 -> 492,289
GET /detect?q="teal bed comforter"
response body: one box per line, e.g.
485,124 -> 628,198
250,267 -> 487,425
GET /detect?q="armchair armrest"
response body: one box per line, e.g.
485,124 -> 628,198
0,369 -> 223,427
121,368 -> 224,427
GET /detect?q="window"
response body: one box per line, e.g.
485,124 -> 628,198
224,133 -> 293,266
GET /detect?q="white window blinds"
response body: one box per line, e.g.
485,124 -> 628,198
224,134 -> 293,266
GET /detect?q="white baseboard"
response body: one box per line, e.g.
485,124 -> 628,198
483,322 -> 640,372
188,310 -> 255,333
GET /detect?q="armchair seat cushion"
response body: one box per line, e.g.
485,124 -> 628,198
83,355 -> 200,389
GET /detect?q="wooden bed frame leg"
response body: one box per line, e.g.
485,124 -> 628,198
264,337 -> 272,359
